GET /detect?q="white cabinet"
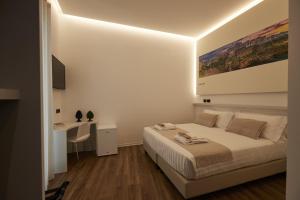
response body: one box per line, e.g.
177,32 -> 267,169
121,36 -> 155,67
53,129 -> 67,174
96,124 -> 118,156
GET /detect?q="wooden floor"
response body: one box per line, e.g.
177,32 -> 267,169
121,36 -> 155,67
49,145 -> 286,200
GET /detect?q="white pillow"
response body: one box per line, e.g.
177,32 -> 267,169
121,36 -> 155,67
235,112 -> 287,142
280,125 -> 288,141
204,109 -> 234,129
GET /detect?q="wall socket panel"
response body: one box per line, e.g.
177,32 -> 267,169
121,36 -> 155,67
203,99 -> 211,103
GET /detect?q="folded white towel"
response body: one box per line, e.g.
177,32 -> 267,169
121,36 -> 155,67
177,131 -> 192,139
162,123 -> 176,130
154,123 -> 176,131
153,124 -> 163,130
175,134 -> 209,145
190,137 -> 209,143
175,135 -> 190,144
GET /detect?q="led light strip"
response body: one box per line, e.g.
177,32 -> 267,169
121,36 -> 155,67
50,0 -> 193,41
51,0 -> 263,41
50,0 -> 63,14
63,14 -> 194,41
195,0 -> 264,40
193,40 -> 198,95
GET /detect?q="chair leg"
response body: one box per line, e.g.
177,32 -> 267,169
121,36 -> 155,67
75,143 -> 79,160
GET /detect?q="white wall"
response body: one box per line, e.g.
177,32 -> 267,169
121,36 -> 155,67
51,5 -> 64,124
52,12 -> 194,146
287,0 -> 300,199
52,89 -> 63,123
195,0 -> 288,107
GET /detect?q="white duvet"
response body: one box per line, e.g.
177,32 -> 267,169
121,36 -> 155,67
143,123 -> 286,179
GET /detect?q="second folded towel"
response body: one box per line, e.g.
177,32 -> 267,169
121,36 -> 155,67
175,132 -> 208,145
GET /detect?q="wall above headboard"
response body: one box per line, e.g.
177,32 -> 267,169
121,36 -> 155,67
197,18 -> 288,95
195,0 -> 288,106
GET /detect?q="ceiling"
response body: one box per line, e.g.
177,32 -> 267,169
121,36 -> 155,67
58,0 -> 257,37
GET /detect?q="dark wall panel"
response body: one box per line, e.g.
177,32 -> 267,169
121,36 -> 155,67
287,0 -> 300,199
0,0 -> 43,199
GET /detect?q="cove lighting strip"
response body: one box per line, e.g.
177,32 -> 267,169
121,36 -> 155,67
51,0 -> 263,41
195,0 -> 263,40
51,0 -> 193,41
193,40 -> 197,95
63,14 -> 193,41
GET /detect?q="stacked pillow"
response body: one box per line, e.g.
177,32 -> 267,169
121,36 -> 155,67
196,109 -> 287,142
196,112 -> 218,127
203,109 -> 234,129
234,112 -> 287,142
225,118 -> 266,139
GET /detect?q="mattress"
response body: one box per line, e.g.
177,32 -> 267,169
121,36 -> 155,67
143,123 -> 287,179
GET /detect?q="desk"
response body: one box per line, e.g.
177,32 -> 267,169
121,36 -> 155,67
53,121 -> 97,174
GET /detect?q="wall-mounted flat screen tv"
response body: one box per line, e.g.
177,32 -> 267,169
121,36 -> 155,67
52,55 -> 66,89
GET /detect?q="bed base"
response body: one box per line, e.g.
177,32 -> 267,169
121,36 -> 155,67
143,141 -> 286,199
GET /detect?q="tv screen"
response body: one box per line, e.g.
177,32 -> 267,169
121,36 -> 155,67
52,55 -> 66,89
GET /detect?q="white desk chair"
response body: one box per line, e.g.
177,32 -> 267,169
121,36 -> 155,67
67,123 -> 90,160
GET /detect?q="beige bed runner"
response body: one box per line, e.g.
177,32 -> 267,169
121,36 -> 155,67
156,128 -> 233,168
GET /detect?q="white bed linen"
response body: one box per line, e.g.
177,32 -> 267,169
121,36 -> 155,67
143,123 -> 286,179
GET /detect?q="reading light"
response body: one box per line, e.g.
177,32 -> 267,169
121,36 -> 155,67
195,0 -> 264,40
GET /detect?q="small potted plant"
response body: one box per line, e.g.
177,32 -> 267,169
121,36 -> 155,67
86,111 -> 94,122
75,110 -> 83,122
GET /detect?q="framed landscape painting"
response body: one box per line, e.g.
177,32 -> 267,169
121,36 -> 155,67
199,19 -> 288,78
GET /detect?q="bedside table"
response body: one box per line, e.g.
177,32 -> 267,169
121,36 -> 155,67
96,123 -> 118,156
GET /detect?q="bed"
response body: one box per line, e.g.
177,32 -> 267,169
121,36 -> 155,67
143,123 -> 287,199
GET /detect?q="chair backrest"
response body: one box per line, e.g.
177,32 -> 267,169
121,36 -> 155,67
76,123 -> 90,139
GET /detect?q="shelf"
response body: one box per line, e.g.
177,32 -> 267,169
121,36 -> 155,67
193,102 -> 287,111
0,89 -> 20,100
